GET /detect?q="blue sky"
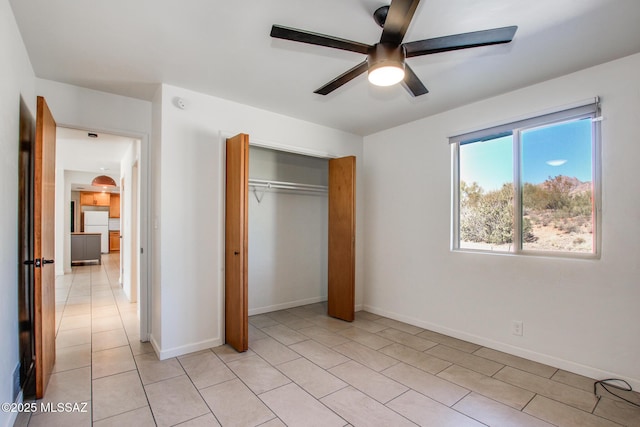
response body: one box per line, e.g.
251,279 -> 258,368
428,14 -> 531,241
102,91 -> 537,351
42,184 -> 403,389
460,118 -> 592,191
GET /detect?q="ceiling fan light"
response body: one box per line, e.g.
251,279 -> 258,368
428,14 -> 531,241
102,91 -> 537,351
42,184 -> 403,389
368,64 -> 405,86
367,43 -> 406,87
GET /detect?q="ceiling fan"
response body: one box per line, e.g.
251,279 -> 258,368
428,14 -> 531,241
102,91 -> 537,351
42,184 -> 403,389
270,0 -> 517,96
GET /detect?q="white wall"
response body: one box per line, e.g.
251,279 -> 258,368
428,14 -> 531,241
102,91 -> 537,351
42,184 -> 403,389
248,147 -> 329,314
363,53 -> 640,388
120,141 -> 141,303
150,87 -> 163,349
0,2 -> 35,426
35,79 -> 152,136
152,84 -> 363,359
248,192 -> 328,314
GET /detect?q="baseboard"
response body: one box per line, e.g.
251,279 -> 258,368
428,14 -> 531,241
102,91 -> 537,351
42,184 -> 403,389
1,390 -> 22,427
248,296 -> 327,316
149,334 -> 161,358
151,335 -> 223,361
363,304 -> 640,390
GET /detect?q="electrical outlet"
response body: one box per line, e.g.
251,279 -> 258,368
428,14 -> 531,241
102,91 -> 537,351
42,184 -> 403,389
512,320 -> 524,336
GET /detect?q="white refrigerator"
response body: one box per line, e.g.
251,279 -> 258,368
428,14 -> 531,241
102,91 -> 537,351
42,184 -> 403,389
84,211 -> 109,253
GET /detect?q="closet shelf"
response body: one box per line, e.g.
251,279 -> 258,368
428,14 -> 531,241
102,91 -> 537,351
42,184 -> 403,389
248,178 -> 328,193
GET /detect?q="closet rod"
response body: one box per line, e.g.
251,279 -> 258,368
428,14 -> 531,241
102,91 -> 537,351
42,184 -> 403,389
248,178 -> 327,193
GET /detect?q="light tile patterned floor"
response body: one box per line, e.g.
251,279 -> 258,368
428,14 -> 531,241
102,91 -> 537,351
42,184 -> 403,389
15,254 -> 640,426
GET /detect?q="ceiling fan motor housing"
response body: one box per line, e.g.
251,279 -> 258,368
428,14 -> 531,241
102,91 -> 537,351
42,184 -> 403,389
368,43 -> 405,72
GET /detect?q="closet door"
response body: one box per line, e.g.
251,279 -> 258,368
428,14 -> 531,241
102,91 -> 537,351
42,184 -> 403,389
328,156 -> 356,322
225,134 -> 249,352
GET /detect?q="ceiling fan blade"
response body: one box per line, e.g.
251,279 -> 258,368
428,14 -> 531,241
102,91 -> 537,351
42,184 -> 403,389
380,0 -> 421,45
401,64 -> 429,96
314,61 -> 369,95
271,25 -> 371,54
404,26 -> 517,58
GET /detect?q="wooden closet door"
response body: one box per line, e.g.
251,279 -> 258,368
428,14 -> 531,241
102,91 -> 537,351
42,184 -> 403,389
328,156 -> 356,321
34,96 -> 57,397
225,134 -> 249,352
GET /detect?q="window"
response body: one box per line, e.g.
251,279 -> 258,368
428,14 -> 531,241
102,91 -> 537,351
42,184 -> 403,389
451,100 -> 600,256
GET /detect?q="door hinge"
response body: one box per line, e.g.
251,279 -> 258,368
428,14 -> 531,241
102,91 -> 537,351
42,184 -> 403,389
140,247 -> 144,254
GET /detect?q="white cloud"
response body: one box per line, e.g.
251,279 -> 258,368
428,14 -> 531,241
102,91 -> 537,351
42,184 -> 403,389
546,159 -> 567,166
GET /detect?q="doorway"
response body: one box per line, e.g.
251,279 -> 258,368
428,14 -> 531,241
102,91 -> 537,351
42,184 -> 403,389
55,127 -> 148,340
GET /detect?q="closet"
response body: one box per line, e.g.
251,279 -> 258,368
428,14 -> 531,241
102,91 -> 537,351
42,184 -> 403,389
248,145 -> 329,314
225,134 -> 355,352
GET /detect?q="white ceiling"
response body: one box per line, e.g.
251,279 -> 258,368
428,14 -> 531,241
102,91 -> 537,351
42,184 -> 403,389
56,127 -> 135,192
10,0 -> 640,136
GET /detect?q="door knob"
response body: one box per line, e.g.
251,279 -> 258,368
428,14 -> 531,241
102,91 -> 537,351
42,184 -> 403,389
234,251 -> 240,255
42,259 -> 55,264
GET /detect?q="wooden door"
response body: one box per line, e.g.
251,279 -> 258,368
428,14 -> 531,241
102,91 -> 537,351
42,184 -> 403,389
225,134 -> 249,352
34,96 -> 57,398
18,96 -> 36,396
328,156 -> 356,322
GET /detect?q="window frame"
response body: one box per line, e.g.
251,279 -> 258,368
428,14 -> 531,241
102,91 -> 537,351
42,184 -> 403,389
451,100 -> 602,258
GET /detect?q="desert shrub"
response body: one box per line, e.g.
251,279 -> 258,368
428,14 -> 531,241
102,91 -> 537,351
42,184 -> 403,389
461,176 -> 590,246
523,175 -> 592,220
460,181 -> 483,207
523,182 -> 549,211
564,224 -> 579,234
569,191 -> 593,216
541,175 -> 574,210
522,217 -> 537,242
460,182 -> 514,244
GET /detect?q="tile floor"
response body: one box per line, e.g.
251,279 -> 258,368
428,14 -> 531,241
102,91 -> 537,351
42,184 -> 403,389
15,254 -> 640,426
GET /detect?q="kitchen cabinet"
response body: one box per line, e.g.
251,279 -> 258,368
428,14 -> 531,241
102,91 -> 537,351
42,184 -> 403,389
80,191 -> 110,206
95,192 -> 110,206
79,192 -> 94,205
71,233 -> 101,264
109,193 -> 120,218
109,231 -> 120,252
